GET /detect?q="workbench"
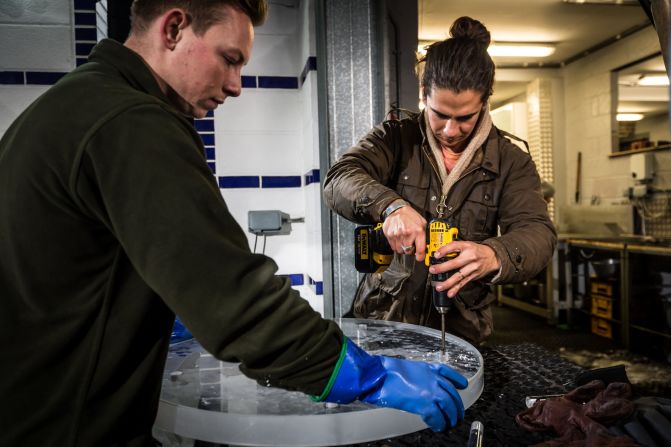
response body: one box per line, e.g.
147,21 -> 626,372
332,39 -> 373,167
154,339 -> 583,446
154,319 -> 485,446
342,343 -> 585,447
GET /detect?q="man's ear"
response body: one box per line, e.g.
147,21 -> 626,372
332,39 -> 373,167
160,9 -> 190,50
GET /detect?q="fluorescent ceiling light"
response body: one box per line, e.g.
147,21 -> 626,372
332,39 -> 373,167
616,113 -> 644,121
562,0 -> 639,4
488,43 -> 555,58
417,42 -> 555,58
638,74 -> 670,86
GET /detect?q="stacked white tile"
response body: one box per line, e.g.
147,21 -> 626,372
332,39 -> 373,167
0,0 -> 72,133
0,0 -> 73,71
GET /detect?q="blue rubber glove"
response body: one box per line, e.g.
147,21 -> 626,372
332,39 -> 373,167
315,337 -> 468,432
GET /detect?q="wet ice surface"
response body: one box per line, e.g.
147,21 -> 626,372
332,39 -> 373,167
161,319 -> 482,416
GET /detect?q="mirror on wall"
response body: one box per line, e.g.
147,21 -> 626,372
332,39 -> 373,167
614,53 -> 670,153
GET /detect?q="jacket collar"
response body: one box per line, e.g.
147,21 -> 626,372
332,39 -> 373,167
478,126 -> 502,176
418,108 -> 501,177
418,109 -> 429,143
88,39 -> 175,111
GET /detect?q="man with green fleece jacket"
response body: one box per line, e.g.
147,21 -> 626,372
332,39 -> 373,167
0,1 -> 468,445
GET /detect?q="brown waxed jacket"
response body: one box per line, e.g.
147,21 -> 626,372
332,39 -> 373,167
323,111 -> 556,344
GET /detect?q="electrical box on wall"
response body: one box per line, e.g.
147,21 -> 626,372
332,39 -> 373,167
630,153 -> 654,183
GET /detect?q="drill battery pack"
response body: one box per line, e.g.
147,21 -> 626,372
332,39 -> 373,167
354,223 -> 393,273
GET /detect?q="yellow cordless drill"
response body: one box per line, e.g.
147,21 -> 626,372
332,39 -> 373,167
354,219 -> 459,353
424,218 -> 459,354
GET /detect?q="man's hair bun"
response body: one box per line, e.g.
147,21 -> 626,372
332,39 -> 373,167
418,15 -> 495,102
449,16 -> 490,47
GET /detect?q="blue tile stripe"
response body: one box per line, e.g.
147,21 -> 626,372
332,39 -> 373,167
300,56 -> 317,86
261,176 -> 301,188
194,119 -> 214,132
213,170 -> 318,190
240,75 -> 298,89
258,76 -> 298,89
26,72 -> 68,85
73,0 -> 99,67
308,275 -> 323,295
74,12 -> 96,26
75,27 -> 97,41
282,274 -> 305,286
240,57 -> 317,89
304,169 -> 320,186
218,176 -> 260,189
0,72 -> 24,84
194,116 -> 216,174
74,0 -> 96,9
0,71 -> 68,85
75,42 -> 96,57
199,132 -> 215,146
0,72 -> 310,89
242,76 -> 257,88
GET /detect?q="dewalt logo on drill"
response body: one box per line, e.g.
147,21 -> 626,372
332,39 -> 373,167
355,223 -> 392,273
358,228 -> 369,260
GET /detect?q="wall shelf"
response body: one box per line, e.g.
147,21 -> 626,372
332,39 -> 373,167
609,144 -> 671,158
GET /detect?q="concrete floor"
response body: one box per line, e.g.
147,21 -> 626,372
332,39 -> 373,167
485,303 -> 616,351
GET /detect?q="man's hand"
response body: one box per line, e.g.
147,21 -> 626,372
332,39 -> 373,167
382,200 -> 427,262
429,241 -> 501,298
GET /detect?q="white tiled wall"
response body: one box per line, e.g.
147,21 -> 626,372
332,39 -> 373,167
0,0 -> 325,314
214,0 -> 323,313
0,0 -> 73,131
0,0 -> 73,71
562,26 -> 669,204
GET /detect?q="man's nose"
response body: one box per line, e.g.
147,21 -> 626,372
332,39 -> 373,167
443,119 -> 459,137
223,70 -> 242,98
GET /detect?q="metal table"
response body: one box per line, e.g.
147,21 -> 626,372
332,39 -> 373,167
153,318 -> 484,446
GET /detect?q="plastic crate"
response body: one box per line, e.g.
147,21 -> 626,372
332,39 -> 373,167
591,281 -> 613,297
591,317 -> 613,339
591,295 -> 613,319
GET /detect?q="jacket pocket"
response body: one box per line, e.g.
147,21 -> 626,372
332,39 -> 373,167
458,190 -> 498,240
395,155 -> 431,211
353,257 -> 412,319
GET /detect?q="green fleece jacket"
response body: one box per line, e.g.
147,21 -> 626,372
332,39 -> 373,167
0,39 -> 342,446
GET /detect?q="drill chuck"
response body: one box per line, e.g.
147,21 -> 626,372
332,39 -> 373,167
434,305 -> 450,314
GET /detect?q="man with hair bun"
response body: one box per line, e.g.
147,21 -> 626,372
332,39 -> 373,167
324,16 -> 556,345
0,1 -> 469,445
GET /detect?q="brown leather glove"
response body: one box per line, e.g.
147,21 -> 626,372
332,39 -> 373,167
516,380 -> 637,447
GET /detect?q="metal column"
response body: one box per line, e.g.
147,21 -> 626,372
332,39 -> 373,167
316,0 -> 385,318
